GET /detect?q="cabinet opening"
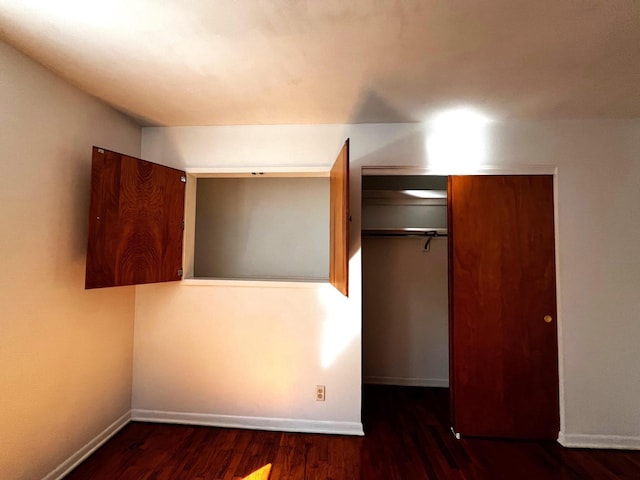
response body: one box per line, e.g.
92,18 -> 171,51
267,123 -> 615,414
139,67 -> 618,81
190,176 -> 329,281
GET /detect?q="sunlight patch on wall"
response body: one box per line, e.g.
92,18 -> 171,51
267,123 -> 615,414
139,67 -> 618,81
426,107 -> 493,173
318,252 -> 361,369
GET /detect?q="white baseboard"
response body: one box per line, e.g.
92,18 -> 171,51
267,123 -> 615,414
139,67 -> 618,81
558,432 -> 640,450
43,411 -> 131,480
364,376 -> 449,388
131,409 -> 364,436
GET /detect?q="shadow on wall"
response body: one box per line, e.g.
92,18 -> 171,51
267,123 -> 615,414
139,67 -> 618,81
343,89 -> 427,261
349,129 -> 428,259
318,91 -> 425,369
347,90 -> 418,124
70,148 -> 94,265
345,90 -> 495,258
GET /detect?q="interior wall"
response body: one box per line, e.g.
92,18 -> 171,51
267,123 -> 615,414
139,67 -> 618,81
362,236 -> 449,386
0,41 -> 140,479
140,119 -> 640,446
194,177 -> 329,280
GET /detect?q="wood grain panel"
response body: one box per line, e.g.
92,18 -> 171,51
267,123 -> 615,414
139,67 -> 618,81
449,175 -> 559,439
330,139 -> 350,296
85,147 -> 185,289
85,149 -> 121,288
447,175 -> 456,431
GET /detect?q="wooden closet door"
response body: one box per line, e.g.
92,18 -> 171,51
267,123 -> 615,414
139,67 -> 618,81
449,175 -> 559,439
330,139 -> 349,296
85,147 -> 186,289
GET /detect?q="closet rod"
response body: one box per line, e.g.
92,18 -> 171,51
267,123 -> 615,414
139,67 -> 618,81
362,228 -> 448,238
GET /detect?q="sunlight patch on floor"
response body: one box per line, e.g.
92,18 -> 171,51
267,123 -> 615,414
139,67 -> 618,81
242,463 -> 272,480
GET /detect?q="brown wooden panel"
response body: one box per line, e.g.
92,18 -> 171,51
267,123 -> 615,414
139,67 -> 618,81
449,175 -> 559,439
85,147 -> 185,289
329,139 -> 349,296
447,175 -> 456,431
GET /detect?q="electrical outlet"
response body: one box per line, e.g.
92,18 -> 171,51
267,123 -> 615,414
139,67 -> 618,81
315,385 -> 326,402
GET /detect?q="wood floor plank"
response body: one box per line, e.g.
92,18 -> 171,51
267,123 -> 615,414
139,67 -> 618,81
64,386 -> 640,480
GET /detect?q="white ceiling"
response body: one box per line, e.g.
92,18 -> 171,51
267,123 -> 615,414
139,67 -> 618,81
1,0 -> 639,126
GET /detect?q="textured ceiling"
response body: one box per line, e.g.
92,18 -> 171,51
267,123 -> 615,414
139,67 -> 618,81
1,0 -> 639,126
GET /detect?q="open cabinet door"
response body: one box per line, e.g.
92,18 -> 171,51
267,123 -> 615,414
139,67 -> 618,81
448,175 -> 559,439
85,147 -> 186,289
329,139 -> 350,296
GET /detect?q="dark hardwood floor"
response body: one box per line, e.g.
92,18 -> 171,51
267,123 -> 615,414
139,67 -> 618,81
65,386 -> 640,479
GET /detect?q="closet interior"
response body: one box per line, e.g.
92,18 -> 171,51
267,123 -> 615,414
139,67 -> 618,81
362,175 -> 450,388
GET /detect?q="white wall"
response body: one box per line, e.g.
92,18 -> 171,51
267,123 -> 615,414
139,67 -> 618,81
139,119 -> 640,447
0,41 -> 140,479
363,236 -> 449,387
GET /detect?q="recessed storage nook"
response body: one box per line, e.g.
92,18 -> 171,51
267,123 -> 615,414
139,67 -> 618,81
185,173 -> 330,282
182,138 -> 349,292
361,174 -> 450,388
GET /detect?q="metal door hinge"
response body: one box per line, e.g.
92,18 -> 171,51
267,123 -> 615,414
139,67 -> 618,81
181,220 -> 185,230
177,269 -> 183,277
98,148 -> 104,154
180,176 -> 186,183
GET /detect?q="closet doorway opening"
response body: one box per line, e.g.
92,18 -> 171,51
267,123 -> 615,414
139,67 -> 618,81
361,172 -> 451,432
361,169 -> 560,441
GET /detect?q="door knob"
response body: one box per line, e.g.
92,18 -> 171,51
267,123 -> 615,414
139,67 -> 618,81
544,315 -> 553,323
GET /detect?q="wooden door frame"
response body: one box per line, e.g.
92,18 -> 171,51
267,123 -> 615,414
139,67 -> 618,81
359,164 -> 564,439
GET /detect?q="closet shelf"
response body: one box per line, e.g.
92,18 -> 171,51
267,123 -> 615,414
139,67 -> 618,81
362,189 -> 447,206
